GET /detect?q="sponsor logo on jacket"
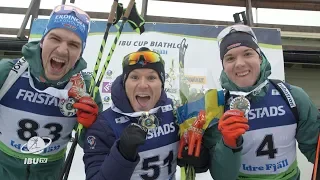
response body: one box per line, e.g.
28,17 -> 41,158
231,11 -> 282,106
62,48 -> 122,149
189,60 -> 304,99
242,159 -> 289,172
146,122 -> 176,140
248,106 -> 286,120
16,89 -> 59,106
11,58 -> 27,74
277,83 -> 296,108
115,116 -> 130,124
11,139 -> 60,154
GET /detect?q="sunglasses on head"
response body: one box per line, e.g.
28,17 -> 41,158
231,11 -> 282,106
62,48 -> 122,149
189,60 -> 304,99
53,5 -> 90,27
217,24 -> 258,47
122,51 -> 164,67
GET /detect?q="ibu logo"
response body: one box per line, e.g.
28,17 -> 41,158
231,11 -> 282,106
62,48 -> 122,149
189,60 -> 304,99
102,82 -> 112,93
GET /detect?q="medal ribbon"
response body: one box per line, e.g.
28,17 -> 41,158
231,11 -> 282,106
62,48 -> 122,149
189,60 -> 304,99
28,68 -> 83,100
229,80 -> 268,97
111,103 -> 161,117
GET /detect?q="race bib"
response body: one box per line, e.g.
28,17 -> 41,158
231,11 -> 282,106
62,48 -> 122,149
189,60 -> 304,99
0,105 -> 76,156
131,142 -> 178,180
240,124 -> 297,175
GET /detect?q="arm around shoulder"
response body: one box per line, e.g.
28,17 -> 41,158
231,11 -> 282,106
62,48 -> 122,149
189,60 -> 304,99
291,85 -> 320,163
83,113 -> 139,180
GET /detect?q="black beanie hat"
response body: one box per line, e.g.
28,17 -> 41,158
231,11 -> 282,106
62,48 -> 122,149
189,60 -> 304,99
219,32 -> 261,61
122,47 -> 166,88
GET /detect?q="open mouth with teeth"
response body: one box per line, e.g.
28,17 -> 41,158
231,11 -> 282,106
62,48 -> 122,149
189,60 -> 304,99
50,57 -> 66,72
236,70 -> 250,77
136,95 -> 151,107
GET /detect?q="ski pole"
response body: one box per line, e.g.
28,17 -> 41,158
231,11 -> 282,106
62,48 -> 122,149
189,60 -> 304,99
90,0 -> 136,99
58,1 -> 118,179
312,133 -> 320,180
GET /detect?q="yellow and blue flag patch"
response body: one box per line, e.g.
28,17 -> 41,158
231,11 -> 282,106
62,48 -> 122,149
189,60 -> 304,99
176,89 -> 225,135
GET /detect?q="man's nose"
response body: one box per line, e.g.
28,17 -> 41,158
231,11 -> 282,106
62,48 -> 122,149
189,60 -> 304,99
56,42 -> 68,55
137,78 -> 148,88
235,56 -> 246,68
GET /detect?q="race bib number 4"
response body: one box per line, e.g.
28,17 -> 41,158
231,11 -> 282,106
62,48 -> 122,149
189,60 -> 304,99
240,125 -> 297,175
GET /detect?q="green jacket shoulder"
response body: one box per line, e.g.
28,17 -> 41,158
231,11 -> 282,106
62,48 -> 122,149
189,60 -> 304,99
0,58 -> 18,89
289,84 -> 320,163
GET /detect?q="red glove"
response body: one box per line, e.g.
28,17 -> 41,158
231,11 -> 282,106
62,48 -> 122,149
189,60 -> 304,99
73,96 -> 98,128
68,86 -> 98,128
218,109 -> 249,148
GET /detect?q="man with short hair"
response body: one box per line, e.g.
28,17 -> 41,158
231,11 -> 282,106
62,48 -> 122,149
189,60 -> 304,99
0,4 -> 102,179
205,24 -> 320,180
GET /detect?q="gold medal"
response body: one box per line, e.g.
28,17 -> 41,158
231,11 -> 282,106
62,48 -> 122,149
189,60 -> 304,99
230,96 -> 251,115
138,112 -> 159,130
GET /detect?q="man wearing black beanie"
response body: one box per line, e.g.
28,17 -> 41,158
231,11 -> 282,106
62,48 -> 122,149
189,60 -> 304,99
219,31 -> 262,61
83,47 -> 181,179
122,47 -> 166,89
203,24 -> 320,180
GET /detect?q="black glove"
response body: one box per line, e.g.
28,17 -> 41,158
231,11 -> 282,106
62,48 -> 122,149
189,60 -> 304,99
118,123 -> 147,161
177,144 -> 210,173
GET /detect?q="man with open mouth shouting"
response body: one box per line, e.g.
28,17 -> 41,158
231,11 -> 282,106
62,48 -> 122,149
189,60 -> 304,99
0,4 -> 102,180
83,47 -> 180,180
84,46 -> 209,179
